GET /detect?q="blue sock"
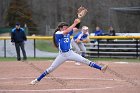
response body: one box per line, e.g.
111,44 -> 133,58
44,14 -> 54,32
37,71 -> 48,81
89,62 -> 102,70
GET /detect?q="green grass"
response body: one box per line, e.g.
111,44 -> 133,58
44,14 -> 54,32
36,40 -> 58,52
0,57 -> 139,62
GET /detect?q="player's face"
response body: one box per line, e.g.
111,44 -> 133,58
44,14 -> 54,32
109,27 -> 113,30
83,30 -> 88,34
96,27 -> 100,31
16,25 -> 20,29
60,26 -> 68,31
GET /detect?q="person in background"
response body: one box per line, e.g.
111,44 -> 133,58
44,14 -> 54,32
108,26 -> 115,36
71,26 -> 90,65
11,23 -> 27,61
94,26 -> 104,36
93,26 -> 104,45
107,26 -> 116,42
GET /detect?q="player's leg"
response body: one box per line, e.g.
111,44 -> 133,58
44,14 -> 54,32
74,43 -> 81,65
37,56 -> 67,81
71,39 -> 81,54
30,54 -> 67,84
69,50 -> 107,71
20,42 -> 27,60
78,43 -> 86,57
15,43 -> 21,61
71,39 -> 81,65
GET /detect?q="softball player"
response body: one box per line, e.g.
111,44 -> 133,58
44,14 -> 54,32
71,26 -> 90,65
30,19 -> 107,85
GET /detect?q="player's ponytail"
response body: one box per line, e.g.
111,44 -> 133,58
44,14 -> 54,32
53,28 -> 59,48
53,22 -> 69,48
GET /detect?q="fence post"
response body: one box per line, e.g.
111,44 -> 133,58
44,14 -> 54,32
4,39 -> 6,58
34,39 -> 36,58
97,39 -> 100,58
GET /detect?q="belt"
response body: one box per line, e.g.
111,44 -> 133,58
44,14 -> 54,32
61,49 -> 71,52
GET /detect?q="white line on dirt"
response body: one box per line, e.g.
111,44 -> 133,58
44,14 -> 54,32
0,77 -> 123,81
0,87 -> 113,92
114,62 -> 129,64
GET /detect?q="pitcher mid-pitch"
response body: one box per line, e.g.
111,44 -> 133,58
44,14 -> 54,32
30,19 -> 107,85
30,7 -> 108,85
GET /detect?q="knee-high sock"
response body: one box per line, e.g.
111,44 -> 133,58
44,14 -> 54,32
37,70 -> 48,81
89,62 -> 102,70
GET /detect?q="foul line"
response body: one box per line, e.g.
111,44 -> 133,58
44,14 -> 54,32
0,77 -> 123,81
0,87 -> 114,92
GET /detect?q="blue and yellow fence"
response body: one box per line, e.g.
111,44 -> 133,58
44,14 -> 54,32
0,36 -> 140,58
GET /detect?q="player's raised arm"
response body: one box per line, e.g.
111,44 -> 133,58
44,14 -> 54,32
63,19 -> 80,35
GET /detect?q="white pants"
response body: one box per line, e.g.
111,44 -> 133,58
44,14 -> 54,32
46,50 -> 90,73
71,38 -> 86,55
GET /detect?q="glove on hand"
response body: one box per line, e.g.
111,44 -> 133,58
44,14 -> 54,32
77,6 -> 88,19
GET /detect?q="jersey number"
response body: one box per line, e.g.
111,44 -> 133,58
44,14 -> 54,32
64,38 -> 69,43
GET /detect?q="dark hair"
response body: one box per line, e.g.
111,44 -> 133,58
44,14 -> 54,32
58,22 -> 68,28
53,22 -> 68,48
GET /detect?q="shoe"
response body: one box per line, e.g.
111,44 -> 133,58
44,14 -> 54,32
22,59 -> 27,62
17,59 -> 21,61
101,65 -> 108,73
75,62 -> 81,66
30,79 -> 39,85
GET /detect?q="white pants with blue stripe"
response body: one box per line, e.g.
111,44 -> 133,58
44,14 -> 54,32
46,50 -> 90,73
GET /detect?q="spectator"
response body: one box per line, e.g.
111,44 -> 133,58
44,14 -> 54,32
94,26 -> 104,36
107,26 -> 116,42
11,23 -> 27,61
92,26 -> 104,45
108,26 -> 116,36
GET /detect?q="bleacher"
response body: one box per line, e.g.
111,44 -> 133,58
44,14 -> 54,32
85,33 -> 140,58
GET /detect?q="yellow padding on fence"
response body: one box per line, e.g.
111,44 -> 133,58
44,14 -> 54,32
0,36 -> 140,40
89,36 -> 140,39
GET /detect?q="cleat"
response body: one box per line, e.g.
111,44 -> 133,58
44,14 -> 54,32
30,79 -> 39,85
101,65 -> 108,73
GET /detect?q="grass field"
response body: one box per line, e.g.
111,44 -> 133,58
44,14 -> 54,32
36,40 -> 58,52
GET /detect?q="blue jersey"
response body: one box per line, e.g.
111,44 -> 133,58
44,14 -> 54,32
55,30 -> 73,52
95,30 -> 103,36
73,31 -> 89,41
11,28 -> 27,43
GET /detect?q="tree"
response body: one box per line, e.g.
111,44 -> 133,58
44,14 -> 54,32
5,0 -> 37,35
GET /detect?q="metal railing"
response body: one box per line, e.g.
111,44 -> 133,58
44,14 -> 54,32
0,36 -> 140,58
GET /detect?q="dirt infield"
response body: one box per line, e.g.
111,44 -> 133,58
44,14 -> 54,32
0,61 -> 140,93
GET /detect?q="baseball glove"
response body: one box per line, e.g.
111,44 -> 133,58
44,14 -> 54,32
77,6 -> 88,19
